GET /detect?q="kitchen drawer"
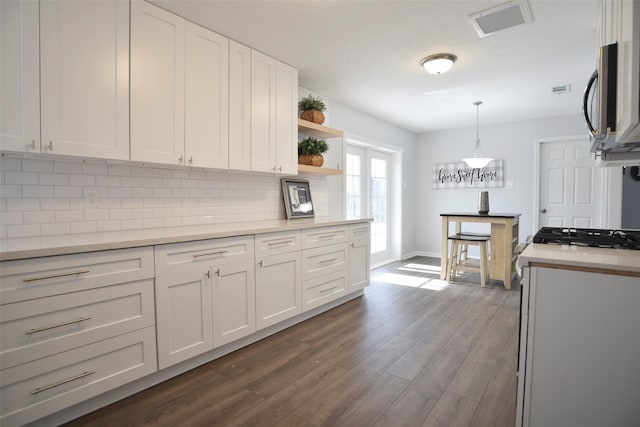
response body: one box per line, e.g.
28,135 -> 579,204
301,243 -> 347,281
0,326 -> 157,427
155,235 -> 254,274
302,270 -> 347,312
1,279 -> 155,370
0,247 -> 154,305
255,230 -> 301,257
349,222 -> 370,241
301,226 -> 347,249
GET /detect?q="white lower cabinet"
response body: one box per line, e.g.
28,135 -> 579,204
154,236 -> 254,368
256,251 -> 302,330
155,268 -> 213,370
0,246 -> 157,427
348,223 -> 371,291
212,260 -> 256,347
0,327 -> 157,427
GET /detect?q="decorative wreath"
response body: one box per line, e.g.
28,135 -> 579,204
630,166 -> 640,182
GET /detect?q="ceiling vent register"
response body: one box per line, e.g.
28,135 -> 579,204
468,0 -> 533,38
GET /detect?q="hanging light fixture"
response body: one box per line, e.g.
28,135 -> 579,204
420,53 -> 457,74
463,101 -> 493,168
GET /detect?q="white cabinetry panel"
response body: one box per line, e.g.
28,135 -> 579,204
0,0 -> 39,153
229,41 -> 252,171
212,260 -> 256,347
256,251 -> 301,329
130,1 -> 185,165
0,327 -> 157,427
251,50 -> 277,173
40,0 -> 129,160
275,61 -> 299,175
185,22 -> 229,168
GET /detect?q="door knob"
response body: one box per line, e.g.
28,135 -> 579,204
540,208 -> 547,213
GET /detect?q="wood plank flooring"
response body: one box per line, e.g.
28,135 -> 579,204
65,256 -> 520,427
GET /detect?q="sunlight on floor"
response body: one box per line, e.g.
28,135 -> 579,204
372,260 -> 451,291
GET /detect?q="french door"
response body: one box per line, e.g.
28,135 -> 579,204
346,145 -> 392,265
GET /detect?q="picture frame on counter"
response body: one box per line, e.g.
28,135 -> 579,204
281,178 -> 315,219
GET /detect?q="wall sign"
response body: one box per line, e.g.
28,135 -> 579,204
433,160 -> 504,189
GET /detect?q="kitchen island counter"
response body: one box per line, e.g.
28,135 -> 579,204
517,243 -> 640,275
0,217 -> 371,261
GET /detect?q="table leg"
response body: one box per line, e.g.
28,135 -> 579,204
490,223 -> 506,285
440,216 -> 448,280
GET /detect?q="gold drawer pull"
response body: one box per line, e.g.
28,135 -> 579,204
319,258 -> 338,264
31,370 -> 95,395
26,316 -> 92,335
193,250 -> 227,258
320,286 -> 337,294
23,270 -> 90,283
268,239 -> 293,246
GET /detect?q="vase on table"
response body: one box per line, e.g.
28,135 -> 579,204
478,191 -> 489,215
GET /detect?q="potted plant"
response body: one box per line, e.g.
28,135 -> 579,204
298,94 -> 326,125
298,136 -> 329,167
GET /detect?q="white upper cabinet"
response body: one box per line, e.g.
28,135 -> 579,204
0,0 -> 39,153
251,50 -> 299,174
130,1 -> 186,165
229,41 -> 252,171
275,61 -> 299,175
40,0 -> 129,160
1,0 -> 129,159
251,50 -> 278,173
185,22 -> 229,168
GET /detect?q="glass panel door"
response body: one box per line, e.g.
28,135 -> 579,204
346,147 -> 365,219
370,151 -> 391,264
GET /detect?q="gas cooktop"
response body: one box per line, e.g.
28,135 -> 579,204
533,227 -> 640,250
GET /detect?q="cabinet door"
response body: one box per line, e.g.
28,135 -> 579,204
229,41 -> 252,171
256,252 -> 301,330
615,0 -> 640,143
212,260 -> 256,347
155,268 -> 213,369
250,50 -> 277,173
130,1 -> 185,165
0,0 -> 39,153
40,0 -> 129,160
348,239 -> 371,291
275,62 -> 298,174
185,22 -> 229,169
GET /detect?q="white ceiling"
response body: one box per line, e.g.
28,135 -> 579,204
151,0 -> 600,133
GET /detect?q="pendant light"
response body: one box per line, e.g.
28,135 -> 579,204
463,101 -> 493,168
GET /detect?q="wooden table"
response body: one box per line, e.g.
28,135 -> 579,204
440,212 -> 521,289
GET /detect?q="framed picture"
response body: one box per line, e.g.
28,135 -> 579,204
281,178 -> 315,219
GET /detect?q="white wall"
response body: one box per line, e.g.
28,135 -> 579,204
328,100 -> 418,259
415,114 -> 588,256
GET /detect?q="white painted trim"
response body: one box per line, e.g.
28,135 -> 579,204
403,251 -> 440,259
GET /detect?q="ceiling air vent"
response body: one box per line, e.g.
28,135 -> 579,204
468,0 -> 533,38
550,84 -> 571,95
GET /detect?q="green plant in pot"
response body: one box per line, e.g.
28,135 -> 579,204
298,136 -> 329,167
298,95 -> 326,125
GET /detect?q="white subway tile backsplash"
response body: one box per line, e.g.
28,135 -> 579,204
22,159 -> 54,173
5,171 -> 38,185
23,185 -> 54,198
71,221 -> 97,234
54,161 -> 82,174
42,222 -> 69,236
0,157 -> 331,239
24,211 -> 55,224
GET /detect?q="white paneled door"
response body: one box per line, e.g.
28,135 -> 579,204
539,137 -> 602,228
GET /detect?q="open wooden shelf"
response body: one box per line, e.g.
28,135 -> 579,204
298,119 -> 343,138
297,164 -> 342,176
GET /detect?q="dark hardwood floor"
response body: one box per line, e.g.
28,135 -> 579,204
66,256 -> 520,427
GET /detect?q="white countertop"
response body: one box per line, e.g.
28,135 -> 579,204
518,243 -> 640,274
0,217 -> 371,262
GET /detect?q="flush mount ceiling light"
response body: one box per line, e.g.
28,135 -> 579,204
463,101 -> 494,168
420,53 -> 457,75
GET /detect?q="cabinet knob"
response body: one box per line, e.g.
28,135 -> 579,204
189,157 -> 193,165
258,260 -> 263,267
278,166 -> 282,172
47,141 -> 53,151
29,140 -> 36,150
179,156 -> 184,164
